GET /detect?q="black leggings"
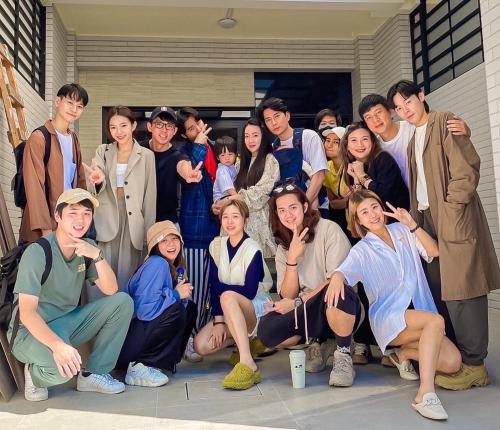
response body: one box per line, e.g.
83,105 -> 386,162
257,286 -> 361,349
117,300 -> 197,372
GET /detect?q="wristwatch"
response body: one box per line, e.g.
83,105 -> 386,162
93,249 -> 105,263
294,297 -> 303,308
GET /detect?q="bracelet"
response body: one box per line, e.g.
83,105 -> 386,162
352,184 -> 362,190
213,321 -> 226,326
360,174 -> 371,186
409,224 -> 420,233
286,261 -> 298,266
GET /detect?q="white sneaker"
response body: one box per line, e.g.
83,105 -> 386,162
412,392 -> 448,420
388,352 -> 419,381
24,364 -> 48,401
76,372 -> 125,394
329,350 -> 356,387
125,362 -> 169,387
184,337 -> 202,363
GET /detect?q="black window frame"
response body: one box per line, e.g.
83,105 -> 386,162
0,0 -> 45,97
410,0 -> 484,93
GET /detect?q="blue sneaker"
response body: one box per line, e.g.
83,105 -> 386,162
125,362 -> 169,387
77,372 -> 125,394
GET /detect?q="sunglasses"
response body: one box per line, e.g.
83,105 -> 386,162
272,179 -> 298,195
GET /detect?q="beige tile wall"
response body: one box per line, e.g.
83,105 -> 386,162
77,70 -> 255,161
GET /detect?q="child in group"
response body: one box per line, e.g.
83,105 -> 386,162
213,136 -> 238,202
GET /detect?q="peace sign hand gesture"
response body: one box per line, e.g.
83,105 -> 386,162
185,161 -> 203,183
83,159 -> 105,185
287,225 -> 309,263
194,121 -> 213,145
382,202 -> 417,230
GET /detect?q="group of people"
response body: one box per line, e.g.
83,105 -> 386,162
8,79 -> 499,422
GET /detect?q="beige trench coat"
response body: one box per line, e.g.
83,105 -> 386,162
92,140 -> 156,251
408,111 -> 500,301
20,120 -> 86,243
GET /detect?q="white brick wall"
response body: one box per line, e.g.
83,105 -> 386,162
76,36 -> 355,71
45,6 -> 68,116
373,14 -> 413,97
480,0 -> 500,307
352,36 -> 376,121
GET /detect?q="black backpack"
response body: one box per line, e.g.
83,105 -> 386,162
0,238 -> 52,350
12,126 -> 52,209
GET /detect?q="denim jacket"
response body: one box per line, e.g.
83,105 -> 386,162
179,141 -> 219,249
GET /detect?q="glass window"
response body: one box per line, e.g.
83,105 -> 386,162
410,0 -> 483,93
0,0 -> 45,96
451,0 -> 479,26
430,69 -> 453,91
427,3 -> 449,29
455,51 -> 483,77
429,36 -> 452,60
452,14 -> 480,44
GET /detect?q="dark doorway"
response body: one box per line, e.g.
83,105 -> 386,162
255,72 -> 353,129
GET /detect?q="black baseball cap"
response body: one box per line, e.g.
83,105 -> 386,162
149,106 -> 176,123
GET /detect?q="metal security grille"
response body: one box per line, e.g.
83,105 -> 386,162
0,0 -> 45,96
410,0 -> 483,93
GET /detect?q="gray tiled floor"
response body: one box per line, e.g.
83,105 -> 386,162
1,308 -> 499,430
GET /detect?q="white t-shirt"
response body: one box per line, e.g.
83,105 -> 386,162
377,121 -> 414,187
55,130 -> 76,191
278,129 -> 328,175
213,164 -> 237,202
414,123 -> 429,210
116,163 -> 127,188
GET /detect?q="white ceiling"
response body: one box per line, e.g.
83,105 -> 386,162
46,0 -> 421,39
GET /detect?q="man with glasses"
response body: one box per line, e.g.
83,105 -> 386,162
139,106 -> 202,223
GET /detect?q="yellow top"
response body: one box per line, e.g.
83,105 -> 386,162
324,160 -> 347,198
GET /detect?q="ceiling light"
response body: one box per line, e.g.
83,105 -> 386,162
218,8 -> 237,29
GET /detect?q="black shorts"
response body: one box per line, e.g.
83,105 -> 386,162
257,285 -> 361,349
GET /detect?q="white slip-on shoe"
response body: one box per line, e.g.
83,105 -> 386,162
24,364 -> 48,401
388,352 -> 419,381
412,392 -> 448,420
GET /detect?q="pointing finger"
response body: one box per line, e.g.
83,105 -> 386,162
299,227 -> 309,240
194,161 -> 203,171
385,202 -> 397,212
382,211 -> 397,219
82,162 -> 93,173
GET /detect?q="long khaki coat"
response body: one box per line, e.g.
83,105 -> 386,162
408,111 -> 500,301
20,120 -> 86,243
93,140 -> 156,251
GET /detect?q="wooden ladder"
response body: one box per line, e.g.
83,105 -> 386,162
0,43 -> 25,401
0,43 -> 28,150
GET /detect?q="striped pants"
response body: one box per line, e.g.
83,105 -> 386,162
185,247 -> 211,333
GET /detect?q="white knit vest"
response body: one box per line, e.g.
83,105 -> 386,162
209,236 -> 273,293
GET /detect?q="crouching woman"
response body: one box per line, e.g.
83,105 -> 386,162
257,183 -> 362,388
194,199 -> 273,390
326,190 -> 461,421
117,221 -> 197,386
